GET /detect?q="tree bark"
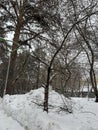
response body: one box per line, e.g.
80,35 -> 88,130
44,67 -> 50,112
6,20 -> 22,94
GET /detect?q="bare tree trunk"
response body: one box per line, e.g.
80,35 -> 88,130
44,67 -> 51,112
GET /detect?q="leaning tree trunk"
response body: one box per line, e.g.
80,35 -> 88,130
6,20 -> 22,94
75,20 -> 98,102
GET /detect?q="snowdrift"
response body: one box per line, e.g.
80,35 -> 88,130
2,87 -> 98,130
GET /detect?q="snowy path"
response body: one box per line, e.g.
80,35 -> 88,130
0,99 -> 24,130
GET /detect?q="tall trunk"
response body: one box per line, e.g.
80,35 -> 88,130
6,21 -> 22,94
44,67 -> 50,113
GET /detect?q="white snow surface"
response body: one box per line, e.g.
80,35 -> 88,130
0,87 -> 98,130
0,99 -> 24,130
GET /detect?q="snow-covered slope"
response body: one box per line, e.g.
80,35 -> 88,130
2,88 -> 98,130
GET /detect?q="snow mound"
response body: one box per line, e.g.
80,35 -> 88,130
2,88 -> 98,130
3,88 -> 72,130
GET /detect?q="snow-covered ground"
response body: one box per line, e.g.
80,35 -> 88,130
0,99 -> 24,130
0,87 -> 98,130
